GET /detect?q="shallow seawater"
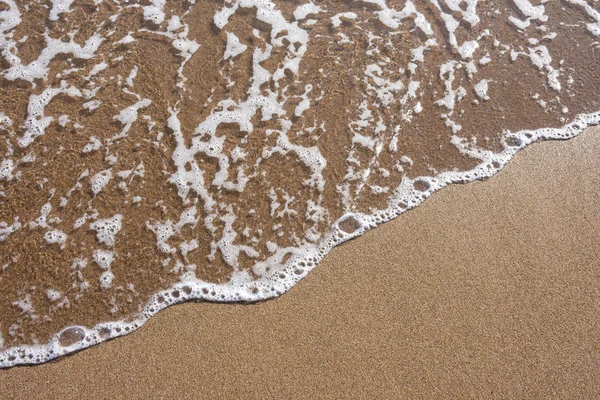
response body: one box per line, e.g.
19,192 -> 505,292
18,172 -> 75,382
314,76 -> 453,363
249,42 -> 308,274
0,0 -> 599,367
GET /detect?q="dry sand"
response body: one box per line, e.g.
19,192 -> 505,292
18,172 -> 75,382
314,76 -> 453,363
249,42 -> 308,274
1,125 -> 600,399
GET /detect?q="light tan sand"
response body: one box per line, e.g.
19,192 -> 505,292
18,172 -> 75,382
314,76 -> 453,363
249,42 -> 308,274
2,126 -> 600,399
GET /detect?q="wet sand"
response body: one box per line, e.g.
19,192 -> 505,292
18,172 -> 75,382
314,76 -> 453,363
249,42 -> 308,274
1,125 -> 600,399
4,0 -> 600,359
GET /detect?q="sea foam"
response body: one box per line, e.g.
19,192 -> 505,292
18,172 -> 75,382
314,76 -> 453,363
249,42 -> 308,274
1,0 -> 599,367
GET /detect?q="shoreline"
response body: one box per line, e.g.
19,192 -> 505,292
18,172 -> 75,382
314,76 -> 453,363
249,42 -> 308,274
3,113 -> 599,368
1,125 -> 599,398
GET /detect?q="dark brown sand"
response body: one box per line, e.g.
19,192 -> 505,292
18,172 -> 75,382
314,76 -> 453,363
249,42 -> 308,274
1,126 -> 600,398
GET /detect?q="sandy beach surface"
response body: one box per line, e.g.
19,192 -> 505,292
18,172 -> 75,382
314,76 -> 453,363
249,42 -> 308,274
1,126 -> 599,399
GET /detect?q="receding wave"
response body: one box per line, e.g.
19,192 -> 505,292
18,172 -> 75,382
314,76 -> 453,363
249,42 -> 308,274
1,0 -> 599,367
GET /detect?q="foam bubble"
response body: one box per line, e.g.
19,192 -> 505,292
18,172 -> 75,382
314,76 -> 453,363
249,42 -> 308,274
45,290 -> 62,302
89,215 -> 123,247
49,0 -> 75,21
44,229 -> 67,249
90,169 -> 112,196
223,32 -> 248,60
293,2 -> 323,21
92,250 -> 114,270
99,271 -> 115,290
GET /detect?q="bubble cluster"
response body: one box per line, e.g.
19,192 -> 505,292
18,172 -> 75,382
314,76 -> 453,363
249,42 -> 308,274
89,215 -> 123,247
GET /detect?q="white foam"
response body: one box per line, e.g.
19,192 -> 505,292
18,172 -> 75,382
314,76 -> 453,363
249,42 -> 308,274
90,169 -> 113,196
331,12 -> 357,28
0,1 -> 21,37
474,79 -> 490,100
125,66 -> 138,87
0,218 -> 21,242
509,0 -> 548,30
44,229 -> 67,249
45,290 -> 62,302
83,100 -> 102,112
12,294 -> 34,315
113,99 -> 152,138
49,0 -> 75,21
19,84 -> 82,148
143,0 -> 167,25
117,34 -> 136,45
99,271 -> 115,290
527,45 -> 561,91
89,215 -> 123,247
147,206 -> 198,254
293,2 -> 323,20
565,0 -> 600,37
294,84 -> 313,116
0,159 -> 15,181
93,250 -> 114,270
168,16 -> 183,31
223,32 -> 248,60
364,0 -> 433,34
88,61 -> 107,77
3,33 -> 103,83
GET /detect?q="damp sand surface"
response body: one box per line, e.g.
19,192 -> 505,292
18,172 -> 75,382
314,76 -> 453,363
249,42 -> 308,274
1,126 -> 600,398
1,1 -> 600,365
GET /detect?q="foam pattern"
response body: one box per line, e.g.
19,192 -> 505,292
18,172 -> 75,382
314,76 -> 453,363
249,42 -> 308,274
1,0 -> 600,367
1,111 -> 598,367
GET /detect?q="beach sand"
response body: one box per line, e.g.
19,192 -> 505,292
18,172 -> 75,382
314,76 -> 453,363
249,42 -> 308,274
1,125 -> 599,399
